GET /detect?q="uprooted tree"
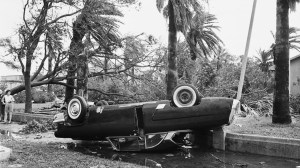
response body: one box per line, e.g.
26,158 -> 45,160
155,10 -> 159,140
0,0 -> 140,113
65,0 -> 126,102
0,0 -> 166,110
0,0 -> 81,113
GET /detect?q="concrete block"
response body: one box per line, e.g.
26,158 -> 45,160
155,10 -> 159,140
226,133 -> 300,160
212,127 -> 226,151
0,146 -> 12,161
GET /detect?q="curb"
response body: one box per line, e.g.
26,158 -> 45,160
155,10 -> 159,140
225,132 -> 300,160
0,145 -> 12,161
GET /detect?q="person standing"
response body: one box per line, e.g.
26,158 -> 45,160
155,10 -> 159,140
1,90 -> 15,124
0,90 -> 4,121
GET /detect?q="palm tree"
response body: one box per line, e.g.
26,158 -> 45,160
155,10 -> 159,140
259,27 -> 300,74
256,49 -> 272,73
213,46 -> 230,71
187,13 -> 223,60
287,27 -> 300,51
65,0 -> 122,102
273,0 -> 299,124
156,0 -> 206,99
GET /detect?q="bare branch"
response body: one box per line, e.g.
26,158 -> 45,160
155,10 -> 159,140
45,9 -> 82,27
23,0 -> 30,30
88,66 -> 132,78
17,53 -> 25,74
36,61 -> 68,81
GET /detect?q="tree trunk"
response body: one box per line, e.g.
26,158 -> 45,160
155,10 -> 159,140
216,55 -> 220,71
131,67 -> 135,84
47,43 -> 53,93
186,61 -> 195,84
272,0 -> 291,124
24,71 -> 32,113
104,54 -> 108,74
65,19 -> 85,103
77,53 -> 89,100
104,49 -> 109,80
166,0 -> 178,99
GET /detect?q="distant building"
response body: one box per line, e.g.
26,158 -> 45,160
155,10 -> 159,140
290,55 -> 300,96
269,55 -> 300,96
0,75 -> 23,89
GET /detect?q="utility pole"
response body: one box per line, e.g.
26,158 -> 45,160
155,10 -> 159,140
237,0 -> 257,100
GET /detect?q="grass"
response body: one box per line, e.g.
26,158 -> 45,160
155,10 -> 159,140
0,139 -> 145,168
225,115 -> 300,139
0,122 -> 144,168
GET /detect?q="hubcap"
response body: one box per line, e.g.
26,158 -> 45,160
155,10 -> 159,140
178,90 -> 193,105
68,101 -> 81,119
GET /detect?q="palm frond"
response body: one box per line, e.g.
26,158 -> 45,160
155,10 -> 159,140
187,13 -> 223,60
289,0 -> 300,11
78,0 -> 123,48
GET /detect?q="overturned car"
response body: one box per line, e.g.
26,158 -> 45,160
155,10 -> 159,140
53,85 -> 240,151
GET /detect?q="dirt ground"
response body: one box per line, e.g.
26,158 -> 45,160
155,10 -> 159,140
225,115 -> 300,139
0,123 -> 145,168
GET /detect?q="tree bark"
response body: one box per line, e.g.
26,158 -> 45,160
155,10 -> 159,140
24,71 -> 32,113
166,0 -> 178,99
65,19 -> 85,103
77,53 -> 89,100
47,38 -> 54,93
103,47 -> 109,80
272,0 -> 291,124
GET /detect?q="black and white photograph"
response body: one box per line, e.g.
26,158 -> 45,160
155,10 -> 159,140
0,0 -> 300,167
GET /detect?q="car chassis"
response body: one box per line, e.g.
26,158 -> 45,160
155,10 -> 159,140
53,85 -> 240,151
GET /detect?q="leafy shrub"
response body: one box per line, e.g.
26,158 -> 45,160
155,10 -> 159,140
32,91 -> 55,103
14,90 -> 55,103
20,119 -> 57,134
14,91 -> 26,103
0,82 -> 7,92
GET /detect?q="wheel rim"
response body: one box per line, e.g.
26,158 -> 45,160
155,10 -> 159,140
68,99 -> 82,119
177,90 -> 193,104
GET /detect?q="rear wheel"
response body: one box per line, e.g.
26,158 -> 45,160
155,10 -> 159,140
67,96 -> 87,124
171,84 -> 202,107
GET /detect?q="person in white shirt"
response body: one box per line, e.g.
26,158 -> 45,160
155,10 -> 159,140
1,90 -> 15,124
0,90 -> 4,121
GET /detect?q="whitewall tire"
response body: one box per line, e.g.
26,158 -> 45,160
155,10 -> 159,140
67,96 -> 87,123
172,85 -> 201,107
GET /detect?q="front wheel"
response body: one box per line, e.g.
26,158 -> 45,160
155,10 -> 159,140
171,84 -> 202,107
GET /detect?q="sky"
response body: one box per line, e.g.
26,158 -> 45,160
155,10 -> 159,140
1,0 -> 300,77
